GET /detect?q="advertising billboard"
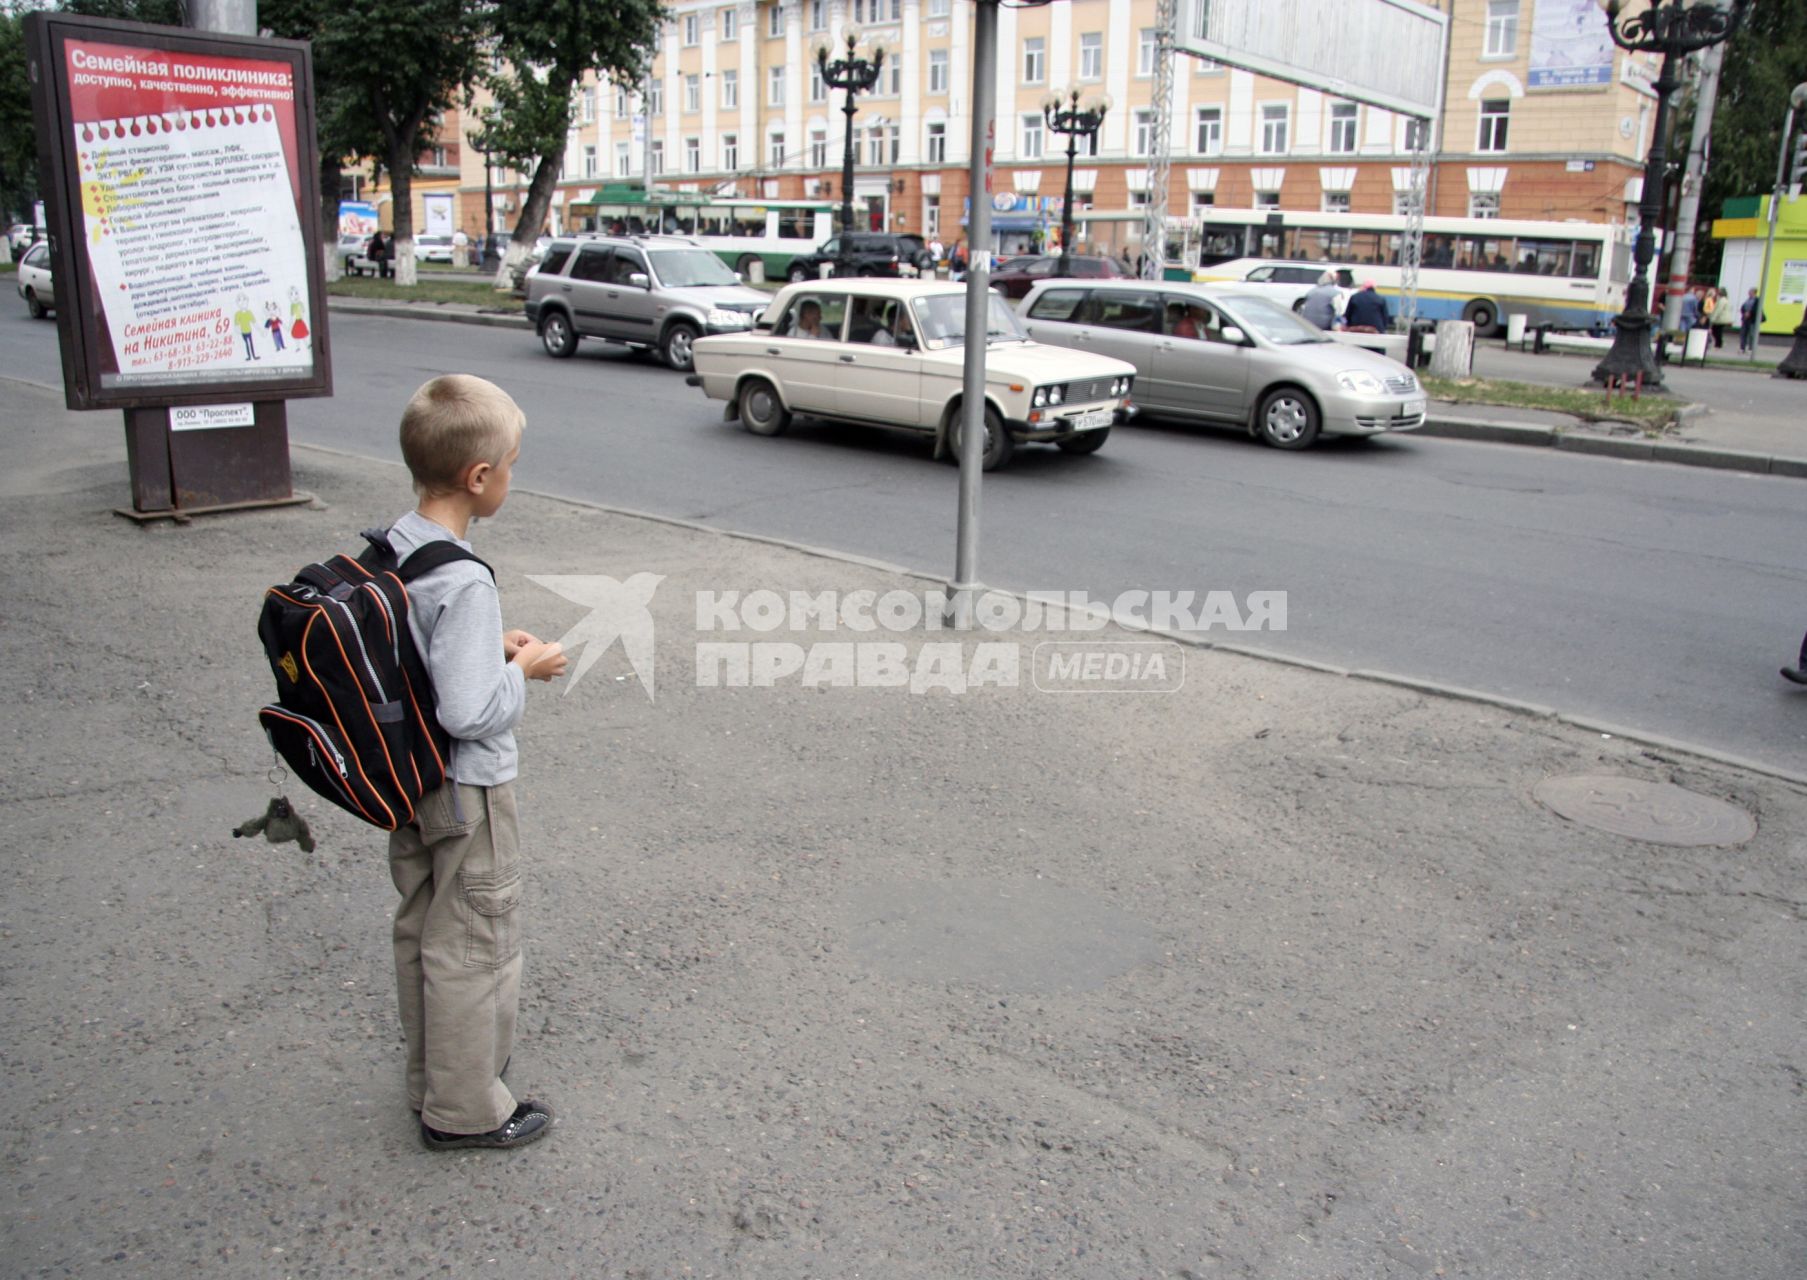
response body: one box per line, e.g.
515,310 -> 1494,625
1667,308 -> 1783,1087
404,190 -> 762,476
1529,0 -> 1616,89
26,13 -> 330,411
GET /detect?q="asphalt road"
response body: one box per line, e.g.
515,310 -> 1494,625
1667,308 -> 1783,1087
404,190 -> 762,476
3,305 -> 1803,772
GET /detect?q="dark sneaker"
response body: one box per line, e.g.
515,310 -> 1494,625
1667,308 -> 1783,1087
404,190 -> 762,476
1782,667 -> 1807,686
420,1100 -> 554,1151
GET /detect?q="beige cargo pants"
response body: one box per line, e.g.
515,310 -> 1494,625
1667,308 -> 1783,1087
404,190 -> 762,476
387,780 -> 523,1134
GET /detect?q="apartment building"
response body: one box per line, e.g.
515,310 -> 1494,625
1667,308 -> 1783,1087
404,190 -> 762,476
452,0 -> 1668,249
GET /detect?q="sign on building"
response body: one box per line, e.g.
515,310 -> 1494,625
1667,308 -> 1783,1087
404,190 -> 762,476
1529,0 -> 1615,89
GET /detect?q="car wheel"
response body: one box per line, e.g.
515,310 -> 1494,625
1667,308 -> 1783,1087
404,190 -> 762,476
1056,427 -> 1110,455
738,378 -> 790,437
948,404 -> 1015,471
661,322 -> 700,372
788,262 -> 812,283
856,265 -> 876,277
25,288 -> 46,319
539,310 -> 576,358
1462,299 -> 1497,334
1256,386 -> 1320,450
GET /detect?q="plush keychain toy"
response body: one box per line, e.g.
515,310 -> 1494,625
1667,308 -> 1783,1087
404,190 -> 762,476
233,795 -> 316,853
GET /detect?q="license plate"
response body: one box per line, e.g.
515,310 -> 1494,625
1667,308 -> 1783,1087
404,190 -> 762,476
1402,398 -> 1425,417
1071,408 -> 1114,431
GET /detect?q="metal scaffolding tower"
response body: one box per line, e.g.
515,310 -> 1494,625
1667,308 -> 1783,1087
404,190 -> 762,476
1138,0 -> 1179,279
1398,119 -> 1432,330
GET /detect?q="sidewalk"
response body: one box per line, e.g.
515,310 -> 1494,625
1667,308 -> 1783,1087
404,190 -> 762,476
2,378 -> 1802,1278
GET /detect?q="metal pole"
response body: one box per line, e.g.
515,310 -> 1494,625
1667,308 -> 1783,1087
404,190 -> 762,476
1754,104 -> 1795,357
841,86 -> 858,261
1060,126 -> 1077,276
1661,39 -> 1724,332
950,0 -> 997,626
1593,45 -> 1680,388
190,0 -> 256,35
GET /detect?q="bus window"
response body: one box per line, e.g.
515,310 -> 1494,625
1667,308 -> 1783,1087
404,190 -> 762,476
1571,242 -> 1601,281
1518,238 -> 1573,276
698,209 -> 731,237
1420,233 -> 1454,268
779,214 -> 812,238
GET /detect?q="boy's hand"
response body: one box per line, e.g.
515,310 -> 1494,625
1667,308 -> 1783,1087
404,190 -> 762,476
503,629 -> 541,661
511,640 -> 568,682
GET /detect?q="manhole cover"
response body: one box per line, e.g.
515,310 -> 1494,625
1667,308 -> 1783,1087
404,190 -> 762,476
1534,774 -> 1756,847
841,878 -> 1161,993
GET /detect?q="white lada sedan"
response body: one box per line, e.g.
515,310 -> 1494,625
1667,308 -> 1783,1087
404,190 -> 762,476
687,279 -> 1137,470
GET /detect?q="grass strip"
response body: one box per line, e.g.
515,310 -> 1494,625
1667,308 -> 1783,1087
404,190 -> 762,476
1421,374 -> 1677,431
327,276 -> 520,310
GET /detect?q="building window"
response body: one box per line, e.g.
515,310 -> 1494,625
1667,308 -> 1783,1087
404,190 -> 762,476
810,0 -> 826,29
1022,114 -> 1044,159
580,87 -> 595,123
650,139 -> 665,175
685,136 -> 701,172
1138,28 -> 1157,76
810,61 -> 826,102
616,142 -> 631,176
1253,189 -> 1281,209
1191,190 -> 1215,215
1469,190 -> 1501,218
768,3 -> 783,37
430,145 -> 449,167
1477,98 -> 1509,153
1129,191 -> 1150,210
583,144 -> 597,177
926,121 -> 946,163
722,7 -> 738,40
722,69 -> 738,108
885,58 -> 901,97
1024,37 -> 1045,84
809,128 -> 828,167
649,80 -> 663,115
1485,0 -> 1519,58
1080,33 -> 1102,81
924,194 -> 940,235
1195,57 -> 1220,76
1404,118 -> 1430,153
1393,189 -> 1421,216
685,74 -> 700,113
929,49 -> 948,95
723,133 -> 739,170
1259,103 -> 1289,154
929,0 -> 948,13
865,124 -> 897,165
770,131 -> 786,168
1322,189 -> 1350,214
1133,109 -> 1155,157
1329,102 -> 1357,155
683,13 -> 699,45
1194,106 -> 1221,155
769,65 -> 786,107
616,86 -> 629,118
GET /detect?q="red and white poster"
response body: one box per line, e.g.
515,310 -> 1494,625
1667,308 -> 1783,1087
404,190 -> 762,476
64,39 -> 313,389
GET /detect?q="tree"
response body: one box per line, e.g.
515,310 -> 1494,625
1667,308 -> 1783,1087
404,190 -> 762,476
313,0 -> 487,285
0,12 -> 35,224
483,0 -> 665,288
1688,3 -> 1807,280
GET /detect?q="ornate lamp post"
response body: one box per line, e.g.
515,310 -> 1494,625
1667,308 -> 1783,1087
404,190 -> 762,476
1042,88 -> 1109,276
814,28 -> 888,276
1591,0 -> 1750,391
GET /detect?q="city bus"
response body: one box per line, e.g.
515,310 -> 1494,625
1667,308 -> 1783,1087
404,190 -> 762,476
1168,208 -> 1632,334
569,185 -> 836,281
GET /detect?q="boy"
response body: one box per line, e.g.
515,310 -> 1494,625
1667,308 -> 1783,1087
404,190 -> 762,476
387,375 -> 568,1150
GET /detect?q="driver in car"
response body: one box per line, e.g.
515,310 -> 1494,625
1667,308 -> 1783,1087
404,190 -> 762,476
869,305 -> 916,348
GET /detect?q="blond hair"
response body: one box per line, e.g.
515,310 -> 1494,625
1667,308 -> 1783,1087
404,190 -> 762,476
398,375 -> 525,494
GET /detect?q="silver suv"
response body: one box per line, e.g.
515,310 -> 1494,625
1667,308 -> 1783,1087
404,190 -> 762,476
524,235 -> 772,372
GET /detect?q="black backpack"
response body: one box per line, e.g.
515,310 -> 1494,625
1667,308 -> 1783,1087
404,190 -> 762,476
256,529 -> 491,830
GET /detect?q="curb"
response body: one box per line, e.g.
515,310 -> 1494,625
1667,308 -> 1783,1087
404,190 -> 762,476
286,439 -> 1807,791
326,299 -> 529,330
1419,413 -> 1807,480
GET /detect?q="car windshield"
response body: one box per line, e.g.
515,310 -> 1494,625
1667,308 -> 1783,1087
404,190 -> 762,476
649,248 -> 739,287
1218,295 -> 1333,345
911,293 -> 1028,348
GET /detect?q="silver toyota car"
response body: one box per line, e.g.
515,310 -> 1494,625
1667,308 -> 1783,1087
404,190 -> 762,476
1018,279 -> 1424,449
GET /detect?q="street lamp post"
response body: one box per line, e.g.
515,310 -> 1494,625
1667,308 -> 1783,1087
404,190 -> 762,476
815,29 -> 887,276
1768,82 -> 1807,379
1591,0 -> 1750,391
1042,89 -> 1109,276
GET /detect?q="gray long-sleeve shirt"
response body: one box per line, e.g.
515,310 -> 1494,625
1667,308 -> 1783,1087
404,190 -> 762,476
388,510 -> 525,785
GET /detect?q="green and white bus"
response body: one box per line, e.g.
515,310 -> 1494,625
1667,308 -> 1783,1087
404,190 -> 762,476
570,184 -> 836,280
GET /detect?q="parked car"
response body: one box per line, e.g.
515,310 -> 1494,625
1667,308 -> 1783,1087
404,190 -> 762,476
1018,279 -> 1423,450
336,234 -> 375,275
688,279 -> 1137,471
524,234 -> 773,372
16,241 -> 53,318
988,254 -> 1128,300
784,232 -> 935,282
414,234 -> 455,264
1197,259 -> 1355,314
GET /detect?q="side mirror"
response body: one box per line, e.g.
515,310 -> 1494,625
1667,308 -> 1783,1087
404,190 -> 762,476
1220,326 -> 1246,345
753,312 -> 774,331
628,272 -> 650,289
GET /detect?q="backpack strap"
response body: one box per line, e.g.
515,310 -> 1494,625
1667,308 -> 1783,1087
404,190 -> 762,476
396,540 -> 494,583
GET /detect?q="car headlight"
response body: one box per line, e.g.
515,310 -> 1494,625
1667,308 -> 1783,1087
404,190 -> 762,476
1335,370 -> 1387,394
1048,385 -> 1064,405
1032,388 -> 1048,407
706,308 -> 751,328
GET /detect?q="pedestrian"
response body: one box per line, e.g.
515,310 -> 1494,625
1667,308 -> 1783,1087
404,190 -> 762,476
1739,287 -> 1763,354
1343,279 -> 1391,333
1300,269 -> 1342,331
1678,287 -> 1700,334
368,231 -> 391,279
1709,286 -> 1732,350
928,236 -> 944,267
1783,629 -> 1807,686
386,374 -> 568,1150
